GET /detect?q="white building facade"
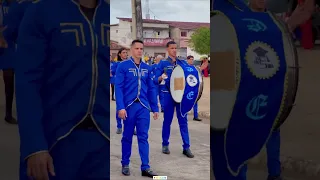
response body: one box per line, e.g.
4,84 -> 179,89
110,17 -> 209,59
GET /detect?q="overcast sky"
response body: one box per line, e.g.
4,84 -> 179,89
110,0 -> 210,24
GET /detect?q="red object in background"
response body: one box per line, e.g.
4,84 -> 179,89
203,67 -> 209,77
298,0 -> 314,49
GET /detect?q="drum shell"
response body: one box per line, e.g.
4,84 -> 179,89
270,13 -> 299,130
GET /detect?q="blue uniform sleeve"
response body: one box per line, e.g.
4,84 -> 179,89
111,62 -> 117,76
154,61 -> 164,85
147,66 -> 159,112
115,62 -> 125,111
2,2 -> 23,44
15,4 -> 49,161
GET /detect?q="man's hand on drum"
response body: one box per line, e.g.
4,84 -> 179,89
153,112 -> 159,120
118,109 -> 127,120
0,26 -> 8,48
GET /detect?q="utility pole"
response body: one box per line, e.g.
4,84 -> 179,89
131,0 -> 143,41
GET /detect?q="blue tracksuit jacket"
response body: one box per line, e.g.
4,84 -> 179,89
110,61 -> 117,84
115,58 -> 158,112
15,0 -> 110,161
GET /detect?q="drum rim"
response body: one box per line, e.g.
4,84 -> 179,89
269,12 -> 299,130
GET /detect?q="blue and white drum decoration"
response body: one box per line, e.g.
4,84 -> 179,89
211,0 -> 299,176
170,63 -> 203,117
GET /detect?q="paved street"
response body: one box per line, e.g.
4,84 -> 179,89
110,101 -> 210,179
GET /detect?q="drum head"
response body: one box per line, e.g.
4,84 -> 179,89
170,65 -> 185,103
211,12 -> 240,131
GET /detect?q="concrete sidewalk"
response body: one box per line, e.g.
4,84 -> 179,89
248,48 -> 320,178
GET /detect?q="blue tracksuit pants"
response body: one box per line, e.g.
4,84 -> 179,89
162,92 -> 190,150
193,103 -> 199,118
266,129 -> 281,177
20,129 -> 110,180
159,90 -> 165,110
211,129 -> 247,180
121,102 -> 150,171
116,114 -> 122,129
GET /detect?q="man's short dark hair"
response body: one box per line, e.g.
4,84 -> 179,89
187,55 -> 194,59
131,39 -> 144,46
166,41 -> 176,47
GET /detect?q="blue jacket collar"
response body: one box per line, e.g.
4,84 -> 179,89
167,56 -> 179,65
130,56 -> 142,64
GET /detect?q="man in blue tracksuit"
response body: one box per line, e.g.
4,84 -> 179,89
151,55 -> 164,112
0,0 -> 32,124
110,56 -> 116,101
16,0 -> 110,179
115,39 -> 159,178
155,41 -> 194,158
186,55 -> 202,121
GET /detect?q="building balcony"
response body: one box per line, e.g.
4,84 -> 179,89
144,38 -> 174,47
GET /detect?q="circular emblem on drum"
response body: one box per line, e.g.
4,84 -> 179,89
245,41 -> 280,79
186,74 -> 198,87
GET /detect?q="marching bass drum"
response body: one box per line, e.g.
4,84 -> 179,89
211,12 -> 299,131
270,13 -> 299,130
170,64 -> 204,103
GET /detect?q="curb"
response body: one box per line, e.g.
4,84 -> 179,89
249,152 -> 320,177
188,111 -> 210,119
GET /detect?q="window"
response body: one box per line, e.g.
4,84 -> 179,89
181,31 -> 187,37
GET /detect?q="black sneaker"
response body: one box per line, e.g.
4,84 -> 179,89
133,129 -> 137,135
183,148 -> 194,158
193,117 -> 202,121
122,165 -> 130,176
116,128 -> 122,134
267,176 -> 282,180
5,116 -> 17,124
141,169 -> 157,178
162,146 -> 170,154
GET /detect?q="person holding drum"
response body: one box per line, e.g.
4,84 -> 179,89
186,55 -> 203,121
115,39 -> 159,177
155,41 -> 196,158
248,1 -> 311,180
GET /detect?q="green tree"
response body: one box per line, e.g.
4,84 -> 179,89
188,27 -> 210,55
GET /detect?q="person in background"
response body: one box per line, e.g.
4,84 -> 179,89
186,55 -> 202,121
115,39 -> 159,177
0,0 -> 19,124
155,41 -> 194,158
201,56 -> 209,77
16,0 -> 110,179
152,55 -> 164,112
110,55 -> 116,101
112,48 -> 137,135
